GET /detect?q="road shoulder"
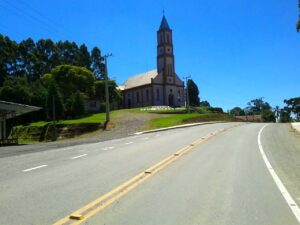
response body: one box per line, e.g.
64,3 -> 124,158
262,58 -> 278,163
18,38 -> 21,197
262,123 -> 300,207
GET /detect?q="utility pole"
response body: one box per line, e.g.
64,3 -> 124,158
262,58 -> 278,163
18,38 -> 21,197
103,53 -> 112,125
297,0 -> 300,32
52,95 -> 56,141
183,76 -> 191,113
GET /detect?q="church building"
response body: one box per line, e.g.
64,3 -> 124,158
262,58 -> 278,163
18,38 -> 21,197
119,15 -> 185,108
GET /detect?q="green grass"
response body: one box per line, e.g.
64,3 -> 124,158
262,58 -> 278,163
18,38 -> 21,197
146,113 -> 234,130
58,113 -> 106,125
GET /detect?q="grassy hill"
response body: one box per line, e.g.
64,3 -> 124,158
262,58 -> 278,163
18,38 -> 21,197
10,107 -> 239,144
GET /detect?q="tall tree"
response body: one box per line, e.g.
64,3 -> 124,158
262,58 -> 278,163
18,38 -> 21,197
0,35 -> 19,83
91,47 -> 104,79
18,38 -> 38,81
46,79 -> 65,120
187,79 -> 200,106
34,39 -> 59,80
78,44 -> 91,69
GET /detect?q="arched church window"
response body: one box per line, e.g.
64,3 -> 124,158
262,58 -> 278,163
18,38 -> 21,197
160,34 -> 163,44
156,89 -> 160,101
167,34 -> 170,43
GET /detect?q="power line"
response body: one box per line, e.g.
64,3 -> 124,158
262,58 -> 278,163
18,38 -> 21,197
15,0 -> 76,37
0,0 -> 71,38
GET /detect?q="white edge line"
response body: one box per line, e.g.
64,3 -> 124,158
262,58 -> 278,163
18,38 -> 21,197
71,154 -> 87,160
125,142 -> 134,145
258,124 -> 300,223
22,165 -> 48,172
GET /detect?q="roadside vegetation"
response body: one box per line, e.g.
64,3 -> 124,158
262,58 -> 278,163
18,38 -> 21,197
145,113 -> 237,130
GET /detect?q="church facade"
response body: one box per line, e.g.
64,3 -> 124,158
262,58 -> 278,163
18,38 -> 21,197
119,16 -> 185,108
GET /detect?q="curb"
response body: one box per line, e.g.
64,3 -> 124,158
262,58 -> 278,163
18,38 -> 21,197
135,121 -> 226,135
291,122 -> 300,134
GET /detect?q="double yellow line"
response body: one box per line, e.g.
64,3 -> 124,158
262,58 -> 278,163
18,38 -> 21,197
53,125 -> 238,225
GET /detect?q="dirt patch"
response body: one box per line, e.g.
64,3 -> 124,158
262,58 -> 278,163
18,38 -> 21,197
76,112 -> 166,142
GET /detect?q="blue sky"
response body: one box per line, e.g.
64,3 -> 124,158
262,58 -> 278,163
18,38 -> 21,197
0,0 -> 299,110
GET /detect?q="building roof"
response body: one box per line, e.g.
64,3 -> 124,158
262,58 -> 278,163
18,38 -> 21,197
159,16 -> 170,30
122,69 -> 157,90
0,100 -> 41,119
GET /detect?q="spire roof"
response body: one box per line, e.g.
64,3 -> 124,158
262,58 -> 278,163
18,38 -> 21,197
159,15 -> 170,30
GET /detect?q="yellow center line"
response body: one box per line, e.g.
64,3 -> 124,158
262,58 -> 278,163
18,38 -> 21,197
52,124 -> 242,225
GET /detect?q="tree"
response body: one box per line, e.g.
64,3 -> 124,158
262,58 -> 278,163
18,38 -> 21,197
246,97 -> 271,115
0,35 -> 19,84
43,65 -> 96,99
187,79 -> 200,106
18,38 -> 38,81
262,109 -> 276,122
46,79 -> 65,120
91,47 -> 104,79
284,97 -> 300,121
279,108 -> 292,123
230,107 -> 245,116
246,98 -> 275,122
78,44 -> 91,69
95,80 -> 122,103
199,100 -> 211,107
71,91 -> 86,118
0,77 -> 32,104
34,39 -> 58,80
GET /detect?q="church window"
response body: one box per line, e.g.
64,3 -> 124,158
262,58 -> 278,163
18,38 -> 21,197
136,91 -> 140,103
160,34 -> 163,44
156,89 -> 160,101
177,90 -> 181,101
146,89 -> 149,101
167,34 -> 170,43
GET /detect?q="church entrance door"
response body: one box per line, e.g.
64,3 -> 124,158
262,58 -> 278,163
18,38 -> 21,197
168,94 -> 174,107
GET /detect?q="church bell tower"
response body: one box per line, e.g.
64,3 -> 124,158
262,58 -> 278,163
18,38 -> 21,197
157,15 -> 175,84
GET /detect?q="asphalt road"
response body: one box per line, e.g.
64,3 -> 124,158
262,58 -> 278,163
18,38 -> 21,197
0,122 -> 299,225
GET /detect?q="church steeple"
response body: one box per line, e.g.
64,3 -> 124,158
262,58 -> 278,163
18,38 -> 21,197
157,15 -> 175,84
159,16 -> 170,30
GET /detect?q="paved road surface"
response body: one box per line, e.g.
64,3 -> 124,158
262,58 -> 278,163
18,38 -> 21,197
0,123 -> 299,225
